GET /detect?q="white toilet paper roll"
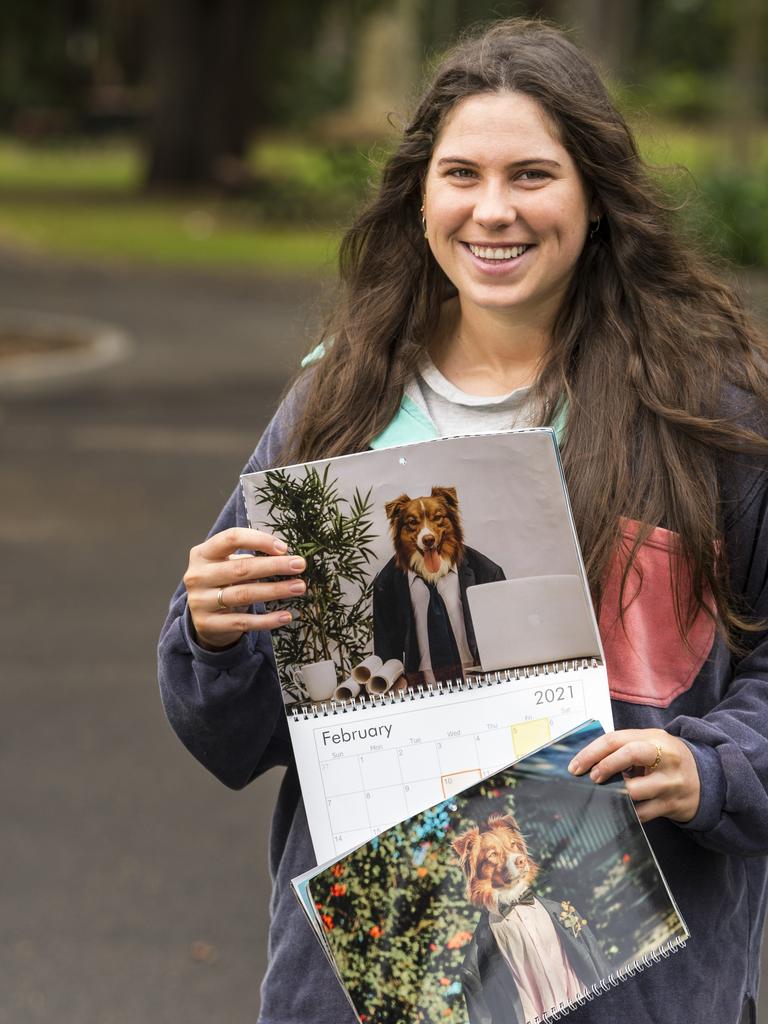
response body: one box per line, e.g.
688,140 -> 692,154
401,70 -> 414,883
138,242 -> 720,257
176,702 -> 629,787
367,659 -> 406,694
390,675 -> 408,695
352,654 -> 383,684
334,678 -> 361,701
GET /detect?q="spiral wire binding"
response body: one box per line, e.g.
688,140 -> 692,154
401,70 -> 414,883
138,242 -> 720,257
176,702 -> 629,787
290,658 -> 601,720
530,935 -> 687,1023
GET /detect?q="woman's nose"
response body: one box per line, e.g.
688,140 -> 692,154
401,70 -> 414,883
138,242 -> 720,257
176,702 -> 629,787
473,183 -> 517,231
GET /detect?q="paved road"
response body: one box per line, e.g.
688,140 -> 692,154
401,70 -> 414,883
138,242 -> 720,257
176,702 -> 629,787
0,253 -> 322,1024
1,252 -> 766,1023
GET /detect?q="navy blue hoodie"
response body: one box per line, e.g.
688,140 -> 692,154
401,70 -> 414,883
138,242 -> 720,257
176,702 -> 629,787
159,386 -> 768,1024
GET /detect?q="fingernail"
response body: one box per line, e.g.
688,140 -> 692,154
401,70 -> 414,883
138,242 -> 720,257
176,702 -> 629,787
273,538 -> 288,553
278,611 -> 293,623
289,557 -> 306,571
288,581 -> 305,594
567,759 -> 579,774
590,768 -> 601,783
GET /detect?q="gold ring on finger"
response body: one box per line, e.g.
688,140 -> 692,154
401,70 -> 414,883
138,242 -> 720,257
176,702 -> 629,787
648,743 -> 662,772
216,586 -> 227,611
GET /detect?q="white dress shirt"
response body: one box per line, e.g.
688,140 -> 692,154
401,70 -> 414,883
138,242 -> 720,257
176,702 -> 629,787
488,899 -> 585,1022
407,568 -> 473,683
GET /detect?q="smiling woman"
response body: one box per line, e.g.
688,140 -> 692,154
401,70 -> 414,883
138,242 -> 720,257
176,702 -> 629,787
159,17 -> 768,1024
422,91 -> 596,391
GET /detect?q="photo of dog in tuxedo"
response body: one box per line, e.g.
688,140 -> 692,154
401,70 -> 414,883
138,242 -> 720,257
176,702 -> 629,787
372,486 -> 504,685
453,814 -> 608,1024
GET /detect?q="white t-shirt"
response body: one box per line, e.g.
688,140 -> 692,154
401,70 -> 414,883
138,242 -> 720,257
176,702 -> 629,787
407,355 -> 537,436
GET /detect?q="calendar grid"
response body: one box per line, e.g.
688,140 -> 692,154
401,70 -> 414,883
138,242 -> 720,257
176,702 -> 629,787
309,668 -> 601,856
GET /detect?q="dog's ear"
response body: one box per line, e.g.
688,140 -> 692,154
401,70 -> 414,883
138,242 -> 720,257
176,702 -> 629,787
452,828 -> 479,864
487,813 -> 520,833
431,486 -> 458,509
385,494 -> 411,523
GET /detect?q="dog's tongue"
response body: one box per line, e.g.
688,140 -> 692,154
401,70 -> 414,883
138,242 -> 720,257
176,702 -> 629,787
424,548 -> 441,574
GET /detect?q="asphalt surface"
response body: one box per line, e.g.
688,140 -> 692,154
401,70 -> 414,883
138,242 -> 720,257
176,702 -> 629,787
1,251 -> 767,1024
0,252 -> 323,1024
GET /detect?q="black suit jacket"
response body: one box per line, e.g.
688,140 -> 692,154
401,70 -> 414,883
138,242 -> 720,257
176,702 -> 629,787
458,897 -> 611,1024
372,545 -> 505,677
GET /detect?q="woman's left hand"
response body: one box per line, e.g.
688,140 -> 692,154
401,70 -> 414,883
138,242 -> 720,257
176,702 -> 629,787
568,729 -> 701,824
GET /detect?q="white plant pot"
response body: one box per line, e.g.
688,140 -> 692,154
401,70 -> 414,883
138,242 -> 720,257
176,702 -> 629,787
301,659 -> 338,702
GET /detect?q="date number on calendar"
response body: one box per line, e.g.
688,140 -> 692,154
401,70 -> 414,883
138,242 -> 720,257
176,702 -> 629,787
534,684 -> 574,705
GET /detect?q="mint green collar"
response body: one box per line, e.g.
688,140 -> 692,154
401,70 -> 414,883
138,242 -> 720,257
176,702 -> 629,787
301,342 -> 327,368
550,399 -> 568,444
370,394 -> 568,449
301,342 -> 568,448
369,394 -> 437,448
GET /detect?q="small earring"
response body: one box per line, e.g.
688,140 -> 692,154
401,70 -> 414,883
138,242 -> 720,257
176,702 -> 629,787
420,201 -> 428,238
589,215 -> 601,240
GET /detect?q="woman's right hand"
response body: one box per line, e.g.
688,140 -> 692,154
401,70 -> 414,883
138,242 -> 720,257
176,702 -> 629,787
183,527 -> 306,650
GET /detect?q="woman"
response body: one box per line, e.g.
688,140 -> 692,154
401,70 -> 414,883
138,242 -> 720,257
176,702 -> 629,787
159,18 -> 768,1024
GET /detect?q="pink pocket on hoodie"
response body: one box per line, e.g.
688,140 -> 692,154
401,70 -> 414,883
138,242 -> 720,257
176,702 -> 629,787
599,520 -> 716,708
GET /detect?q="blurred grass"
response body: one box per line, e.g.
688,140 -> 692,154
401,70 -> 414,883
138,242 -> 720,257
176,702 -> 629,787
0,197 -> 339,272
0,138 -> 141,191
636,125 -> 768,172
0,137 -> 342,273
0,127 -> 765,272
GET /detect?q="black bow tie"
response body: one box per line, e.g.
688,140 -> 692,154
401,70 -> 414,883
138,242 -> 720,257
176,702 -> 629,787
498,890 -> 536,915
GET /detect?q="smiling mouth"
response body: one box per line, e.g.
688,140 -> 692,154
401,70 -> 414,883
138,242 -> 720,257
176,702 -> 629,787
464,242 -> 533,261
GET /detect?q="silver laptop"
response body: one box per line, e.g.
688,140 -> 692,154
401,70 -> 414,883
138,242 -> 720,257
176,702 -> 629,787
466,575 -> 600,671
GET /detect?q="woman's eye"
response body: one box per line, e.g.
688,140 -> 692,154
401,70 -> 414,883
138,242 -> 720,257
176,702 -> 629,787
446,167 -> 477,179
517,169 -> 550,182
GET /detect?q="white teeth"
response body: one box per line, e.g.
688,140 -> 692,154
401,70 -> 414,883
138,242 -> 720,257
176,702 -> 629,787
468,244 -> 528,260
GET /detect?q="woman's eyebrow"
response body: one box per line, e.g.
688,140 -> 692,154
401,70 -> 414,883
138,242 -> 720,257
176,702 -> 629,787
435,156 -> 562,169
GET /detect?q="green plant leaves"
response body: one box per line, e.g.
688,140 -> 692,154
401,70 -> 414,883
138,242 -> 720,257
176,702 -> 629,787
253,466 -> 378,684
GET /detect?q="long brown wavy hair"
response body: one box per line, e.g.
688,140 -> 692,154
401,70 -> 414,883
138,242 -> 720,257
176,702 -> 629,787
282,18 -> 768,645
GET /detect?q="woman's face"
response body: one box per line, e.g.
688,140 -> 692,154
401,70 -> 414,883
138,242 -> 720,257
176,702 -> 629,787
423,90 -> 595,324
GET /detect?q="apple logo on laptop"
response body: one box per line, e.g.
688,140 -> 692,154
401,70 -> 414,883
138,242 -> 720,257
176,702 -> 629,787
528,613 -> 542,628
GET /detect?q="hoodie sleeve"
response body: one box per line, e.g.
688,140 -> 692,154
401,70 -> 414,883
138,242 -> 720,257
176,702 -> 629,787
666,393 -> 768,855
157,391 -> 301,790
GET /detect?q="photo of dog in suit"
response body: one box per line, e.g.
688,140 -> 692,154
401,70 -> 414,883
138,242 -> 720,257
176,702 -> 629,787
372,486 -> 505,685
453,814 -> 609,1024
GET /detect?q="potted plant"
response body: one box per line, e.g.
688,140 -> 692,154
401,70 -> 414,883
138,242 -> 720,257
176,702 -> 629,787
252,465 -> 378,702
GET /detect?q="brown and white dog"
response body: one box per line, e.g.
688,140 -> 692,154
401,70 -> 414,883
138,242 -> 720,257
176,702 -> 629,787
372,486 -> 505,683
452,814 -> 608,1024
384,486 -> 465,585
453,813 -> 539,911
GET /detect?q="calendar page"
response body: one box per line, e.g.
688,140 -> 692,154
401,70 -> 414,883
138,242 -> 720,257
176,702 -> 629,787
241,430 -> 613,864
291,663 -> 611,862
293,722 -> 689,1024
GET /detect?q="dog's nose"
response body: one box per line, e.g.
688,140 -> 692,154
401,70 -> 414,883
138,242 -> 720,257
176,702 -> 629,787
422,533 -> 435,547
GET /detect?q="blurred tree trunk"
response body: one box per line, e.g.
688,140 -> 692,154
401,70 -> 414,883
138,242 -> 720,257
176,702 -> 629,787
535,0 -> 568,24
553,0 -> 639,77
729,0 -> 762,166
354,0 -> 422,119
323,0 -> 423,140
426,0 -> 458,49
144,0 -> 257,189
